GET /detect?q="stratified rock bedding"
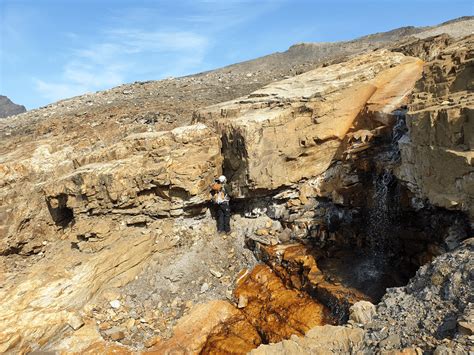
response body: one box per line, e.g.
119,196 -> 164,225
397,35 -> 474,217
197,51 -> 423,196
0,123 -> 223,351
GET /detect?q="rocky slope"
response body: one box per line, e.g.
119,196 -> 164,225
0,17 -> 473,354
0,95 -> 26,118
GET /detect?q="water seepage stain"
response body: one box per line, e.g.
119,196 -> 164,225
201,264 -> 329,353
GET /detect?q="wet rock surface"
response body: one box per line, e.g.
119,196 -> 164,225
251,240 -> 474,354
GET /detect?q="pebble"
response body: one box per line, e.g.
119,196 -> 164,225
67,313 -> 84,330
144,337 -> 158,348
110,300 -> 121,309
200,283 -> 209,293
105,326 -> 126,341
210,269 -> 223,278
238,295 -> 248,308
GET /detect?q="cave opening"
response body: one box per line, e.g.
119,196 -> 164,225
46,194 -> 74,228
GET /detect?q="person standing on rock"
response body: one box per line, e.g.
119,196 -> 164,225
210,175 -> 231,235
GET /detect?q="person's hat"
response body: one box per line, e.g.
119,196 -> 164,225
218,175 -> 226,183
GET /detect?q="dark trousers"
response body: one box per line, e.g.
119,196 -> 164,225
216,202 -> 231,232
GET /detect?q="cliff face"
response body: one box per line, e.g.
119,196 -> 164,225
0,95 -> 26,118
0,22 -> 472,354
397,36 -> 474,217
197,51 -> 423,196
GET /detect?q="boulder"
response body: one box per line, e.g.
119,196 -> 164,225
349,300 -> 376,325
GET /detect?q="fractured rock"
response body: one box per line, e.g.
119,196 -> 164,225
67,313 -> 85,331
397,35 -> 474,218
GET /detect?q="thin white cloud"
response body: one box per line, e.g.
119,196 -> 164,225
34,29 -> 208,103
33,0 -> 284,105
106,30 -> 209,53
34,80 -> 88,103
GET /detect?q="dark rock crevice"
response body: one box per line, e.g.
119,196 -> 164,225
46,194 -> 74,228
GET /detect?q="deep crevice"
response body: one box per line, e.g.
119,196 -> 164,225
46,194 -> 74,228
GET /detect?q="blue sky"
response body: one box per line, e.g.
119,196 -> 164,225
1,0 -> 472,109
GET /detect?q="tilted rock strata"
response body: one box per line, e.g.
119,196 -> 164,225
43,124 -> 222,218
0,225 -> 166,352
197,50 -> 423,196
0,124 -> 221,255
0,123 -> 222,352
0,29 -> 472,354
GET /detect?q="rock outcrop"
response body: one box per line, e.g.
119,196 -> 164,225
0,123 -> 223,352
397,35 -> 474,217
1,123 -> 221,254
0,95 -> 26,118
197,50 -> 423,196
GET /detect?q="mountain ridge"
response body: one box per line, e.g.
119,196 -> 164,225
0,95 -> 26,118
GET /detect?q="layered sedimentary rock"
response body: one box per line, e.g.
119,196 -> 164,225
0,27 -> 473,354
197,50 -> 423,196
43,123 -> 221,218
0,124 -> 222,352
396,35 -> 474,217
0,123 -> 221,254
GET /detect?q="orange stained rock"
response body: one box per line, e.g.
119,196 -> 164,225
201,316 -> 262,355
261,244 -> 372,316
147,300 -> 259,355
79,342 -> 131,355
367,57 -> 424,114
233,264 -> 328,344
